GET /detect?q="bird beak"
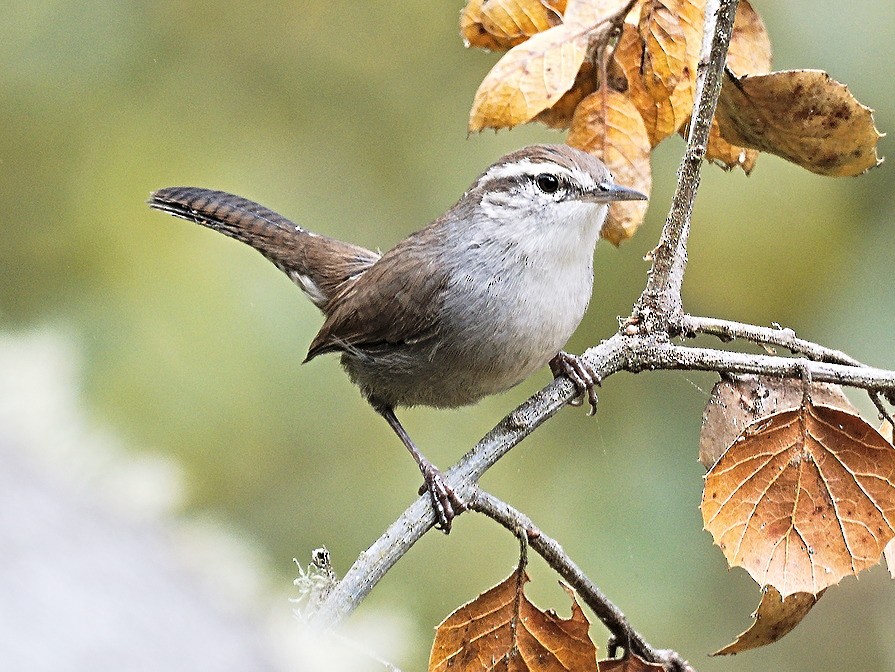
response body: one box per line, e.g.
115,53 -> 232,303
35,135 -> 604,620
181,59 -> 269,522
582,183 -> 648,203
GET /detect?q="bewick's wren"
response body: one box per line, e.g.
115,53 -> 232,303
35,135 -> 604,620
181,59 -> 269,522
148,144 -> 647,532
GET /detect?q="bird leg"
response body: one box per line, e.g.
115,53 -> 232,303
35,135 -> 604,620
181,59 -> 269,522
550,351 -> 601,415
379,407 -> 466,533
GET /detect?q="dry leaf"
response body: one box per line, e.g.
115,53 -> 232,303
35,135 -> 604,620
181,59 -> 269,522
725,0 -> 771,76
562,0 -> 626,24
715,69 -> 884,176
469,0 -> 633,131
429,570 -> 597,671
713,585 -> 824,655
882,421 -> 895,579
702,401 -> 895,596
599,652 -> 665,671
703,120 -> 758,172
462,0 -> 516,50
681,0 -> 769,171
612,0 -> 704,147
699,375 -> 856,469
638,1 -> 688,98
568,88 -> 652,244
474,0 -> 565,49
536,61 -> 598,128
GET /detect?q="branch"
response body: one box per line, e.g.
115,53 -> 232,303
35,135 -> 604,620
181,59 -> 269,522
629,343 -> 895,393
679,315 -> 863,366
311,331 -> 895,627
634,0 -> 739,330
310,336 -> 629,628
469,489 -> 693,672
681,314 -> 895,422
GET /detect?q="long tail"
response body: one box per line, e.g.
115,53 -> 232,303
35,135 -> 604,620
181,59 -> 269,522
148,186 -> 379,311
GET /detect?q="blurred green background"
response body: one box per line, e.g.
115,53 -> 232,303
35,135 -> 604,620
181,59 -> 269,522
2,0 -> 894,669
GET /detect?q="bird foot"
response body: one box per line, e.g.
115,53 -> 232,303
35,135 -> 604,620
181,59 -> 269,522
417,464 -> 466,534
550,351 -> 600,415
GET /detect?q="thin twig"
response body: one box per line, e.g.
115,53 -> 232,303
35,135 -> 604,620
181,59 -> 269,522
679,315 -> 862,365
681,314 -> 895,424
468,490 -> 658,662
471,489 -> 694,672
636,343 -> 895,393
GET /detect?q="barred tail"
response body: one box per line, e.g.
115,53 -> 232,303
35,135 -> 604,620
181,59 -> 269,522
148,186 -> 379,311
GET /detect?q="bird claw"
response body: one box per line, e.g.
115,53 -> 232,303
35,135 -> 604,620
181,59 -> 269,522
418,465 -> 466,534
550,351 -> 601,415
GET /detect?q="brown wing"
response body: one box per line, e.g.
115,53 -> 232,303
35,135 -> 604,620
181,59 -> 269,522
305,232 -> 449,362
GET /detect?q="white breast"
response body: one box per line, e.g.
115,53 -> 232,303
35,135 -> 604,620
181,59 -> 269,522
441,199 -> 606,394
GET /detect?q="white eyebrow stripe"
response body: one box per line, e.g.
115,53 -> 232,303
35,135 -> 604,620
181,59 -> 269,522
477,159 -> 598,190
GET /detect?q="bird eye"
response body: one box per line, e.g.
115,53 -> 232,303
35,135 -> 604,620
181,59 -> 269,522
535,173 -> 560,194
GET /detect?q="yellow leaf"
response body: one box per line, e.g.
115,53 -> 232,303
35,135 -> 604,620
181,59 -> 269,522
612,0 -> 703,146
461,0 -> 514,50
568,88 -> 652,244
469,0 -> 633,130
535,61 -> 598,128
461,0 -> 566,51
481,0 -> 564,48
638,0 -> 687,98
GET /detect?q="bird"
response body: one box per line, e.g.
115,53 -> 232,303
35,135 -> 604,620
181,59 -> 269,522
148,143 -> 647,532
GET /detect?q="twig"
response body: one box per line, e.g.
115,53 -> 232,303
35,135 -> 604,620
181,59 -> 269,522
634,0 -> 739,331
680,314 -> 895,424
310,336 -> 629,628
630,343 -> 895,392
679,315 -> 862,365
469,488 -> 692,669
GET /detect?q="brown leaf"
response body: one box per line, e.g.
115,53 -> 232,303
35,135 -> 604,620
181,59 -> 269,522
699,375 -> 856,469
429,570 -> 598,671
612,0 -> 704,147
715,69 -> 884,176
702,401 -> 895,596
599,652 -> 665,671
638,1 -> 688,98
684,0 -> 769,172
703,120 -> 758,173
536,61 -> 598,128
568,88 -> 652,244
882,421 -> 895,579
469,0 -> 633,131
462,0 -> 515,51
478,0 -> 565,49
725,0 -> 771,76
713,585 -> 824,655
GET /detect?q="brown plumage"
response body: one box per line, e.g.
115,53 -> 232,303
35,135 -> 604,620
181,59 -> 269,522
148,144 -> 648,532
